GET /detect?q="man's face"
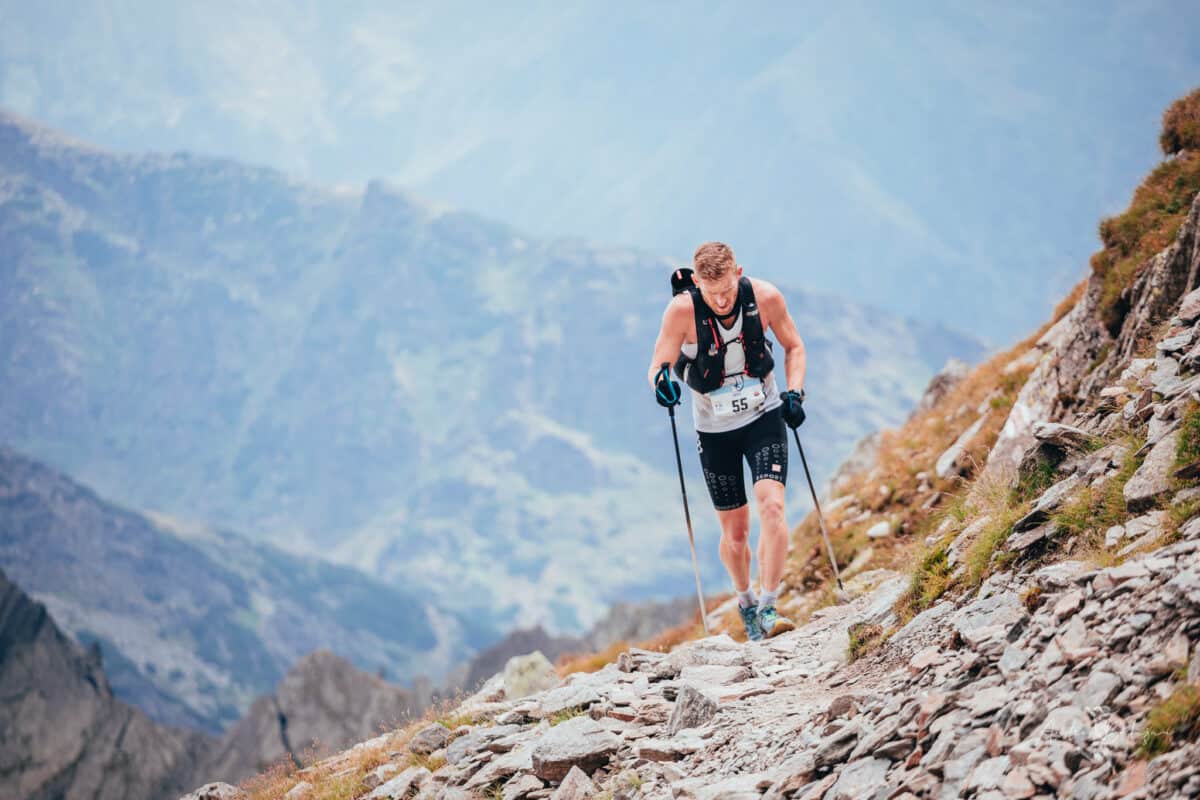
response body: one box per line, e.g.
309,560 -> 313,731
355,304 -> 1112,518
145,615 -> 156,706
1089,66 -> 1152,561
695,266 -> 742,316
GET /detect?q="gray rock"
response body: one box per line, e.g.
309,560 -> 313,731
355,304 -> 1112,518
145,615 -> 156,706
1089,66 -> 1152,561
504,652 -> 562,699
677,664 -> 753,686
530,716 -> 620,782
549,766 -> 597,800
465,745 -> 534,790
1178,287 -> 1200,323
366,767 -> 430,799
502,773 -> 545,800
409,723 -> 451,756
1033,422 -> 1095,451
536,685 -> 602,718
1007,521 -> 1058,551
1014,475 -> 1080,530
179,785 -> 248,800
363,763 -> 402,791
866,519 -> 892,539
826,757 -> 889,800
953,591 -> 1027,651
814,722 -> 862,768
1124,431 -> 1181,511
1074,671 -> 1121,710
1039,705 -> 1091,745
936,415 -> 987,479
445,724 -> 522,765
666,684 -> 719,736
959,686 -> 1008,718
963,755 -> 1010,793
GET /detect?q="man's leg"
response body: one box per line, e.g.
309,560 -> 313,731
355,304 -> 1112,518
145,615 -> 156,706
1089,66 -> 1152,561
747,408 -> 795,637
716,504 -> 752,592
753,478 -> 788,592
696,429 -> 762,641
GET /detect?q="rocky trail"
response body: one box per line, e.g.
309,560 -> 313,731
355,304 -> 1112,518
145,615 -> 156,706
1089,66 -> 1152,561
184,521 -> 1200,800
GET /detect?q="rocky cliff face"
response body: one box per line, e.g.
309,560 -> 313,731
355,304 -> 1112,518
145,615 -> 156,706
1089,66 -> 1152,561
0,568 -> 207,800
0,446 -> 463,733
198,651 -> 418,786
200,102 -> 1200,800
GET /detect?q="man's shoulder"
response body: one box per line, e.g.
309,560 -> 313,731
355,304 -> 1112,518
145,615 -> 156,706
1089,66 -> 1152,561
748,277 -> 784,305
666,291 -> 694,318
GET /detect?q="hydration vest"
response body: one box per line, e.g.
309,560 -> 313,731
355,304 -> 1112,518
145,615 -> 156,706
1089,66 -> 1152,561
673,277 -> 775,393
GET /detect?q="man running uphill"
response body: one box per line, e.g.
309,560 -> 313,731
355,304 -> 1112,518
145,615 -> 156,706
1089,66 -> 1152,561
647,242 -> 808,642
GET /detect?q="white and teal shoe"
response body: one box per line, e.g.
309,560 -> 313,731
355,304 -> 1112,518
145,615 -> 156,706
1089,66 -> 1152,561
758,605 -> 795,639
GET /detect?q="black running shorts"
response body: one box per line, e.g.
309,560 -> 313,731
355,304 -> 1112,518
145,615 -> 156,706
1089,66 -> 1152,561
696,407 -> 788,511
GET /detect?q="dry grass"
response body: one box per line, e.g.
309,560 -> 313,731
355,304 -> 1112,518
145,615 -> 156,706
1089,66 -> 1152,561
1091,147 -> 1200,333
1161,87 -> 1200,156
846,622 -> 888,663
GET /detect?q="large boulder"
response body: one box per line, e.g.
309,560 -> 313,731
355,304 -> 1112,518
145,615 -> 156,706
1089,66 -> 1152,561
503,651 -> 561,700
1124,431 -> 1180,511
530,716 -> 620,782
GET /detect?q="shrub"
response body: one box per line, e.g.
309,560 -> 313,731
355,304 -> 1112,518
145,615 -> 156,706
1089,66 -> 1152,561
1091,150 -> 1200,332
1175,401 -> 1200,469
1161,88 -> 1200,156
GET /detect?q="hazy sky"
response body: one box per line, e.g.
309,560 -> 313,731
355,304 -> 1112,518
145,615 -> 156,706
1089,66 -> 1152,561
2,1 -> 1198,340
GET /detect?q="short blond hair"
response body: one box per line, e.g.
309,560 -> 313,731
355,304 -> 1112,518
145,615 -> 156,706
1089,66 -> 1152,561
693,241 -> 736,280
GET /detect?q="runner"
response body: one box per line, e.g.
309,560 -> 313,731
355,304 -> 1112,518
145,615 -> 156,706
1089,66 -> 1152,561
648,242 -> 808,641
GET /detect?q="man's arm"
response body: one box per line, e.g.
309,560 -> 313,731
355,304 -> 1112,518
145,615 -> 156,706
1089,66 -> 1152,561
647,295 -> 691,387
756,280 -> 806,393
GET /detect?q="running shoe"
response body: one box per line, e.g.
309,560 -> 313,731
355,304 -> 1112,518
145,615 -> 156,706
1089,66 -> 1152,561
739,603 -> 764,642
758,605 -> 795,639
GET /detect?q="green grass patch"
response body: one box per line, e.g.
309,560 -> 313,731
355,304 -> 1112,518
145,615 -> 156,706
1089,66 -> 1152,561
960,506 -> 1024,590
1137,683 -> 1200,758
899,541 -> 953,620
1175,401 -> 1200,469
1013,458 -> 1059,505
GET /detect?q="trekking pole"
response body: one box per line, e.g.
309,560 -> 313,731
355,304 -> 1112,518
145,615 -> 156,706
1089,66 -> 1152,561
790,426 -> 845,596
656,364 -> 711,636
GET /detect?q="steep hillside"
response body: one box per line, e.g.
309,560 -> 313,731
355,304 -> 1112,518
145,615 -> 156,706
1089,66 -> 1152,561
202,88 -> 1200,800
0,109 -> 983,634
0,446 -> 480,733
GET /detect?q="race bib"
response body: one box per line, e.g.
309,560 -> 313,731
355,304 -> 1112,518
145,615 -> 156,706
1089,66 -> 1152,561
709,376 -> 765,417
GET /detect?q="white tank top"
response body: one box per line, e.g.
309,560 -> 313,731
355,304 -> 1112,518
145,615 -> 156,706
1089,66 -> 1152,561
680,308 -> 782,434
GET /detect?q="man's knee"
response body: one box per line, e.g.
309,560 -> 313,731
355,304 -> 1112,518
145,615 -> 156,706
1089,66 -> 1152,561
720,523 -> 751,546
754,484 -> 786,524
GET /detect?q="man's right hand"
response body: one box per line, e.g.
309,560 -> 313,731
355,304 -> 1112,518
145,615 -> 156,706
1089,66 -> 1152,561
780,389 -> 805,428
655,369 -> 681,408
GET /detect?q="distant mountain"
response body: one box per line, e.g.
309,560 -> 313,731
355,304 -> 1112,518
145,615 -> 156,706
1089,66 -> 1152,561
0,446 -> 486,733
0,109 -> 984,635
197,650 -> 416,786
0,567 -> 206,800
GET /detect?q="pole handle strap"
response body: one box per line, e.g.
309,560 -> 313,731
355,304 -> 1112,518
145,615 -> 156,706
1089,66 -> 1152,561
655,363 -> 680,406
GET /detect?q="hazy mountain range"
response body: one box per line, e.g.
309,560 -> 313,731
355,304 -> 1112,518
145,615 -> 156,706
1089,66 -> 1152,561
0,110 -> 982,641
